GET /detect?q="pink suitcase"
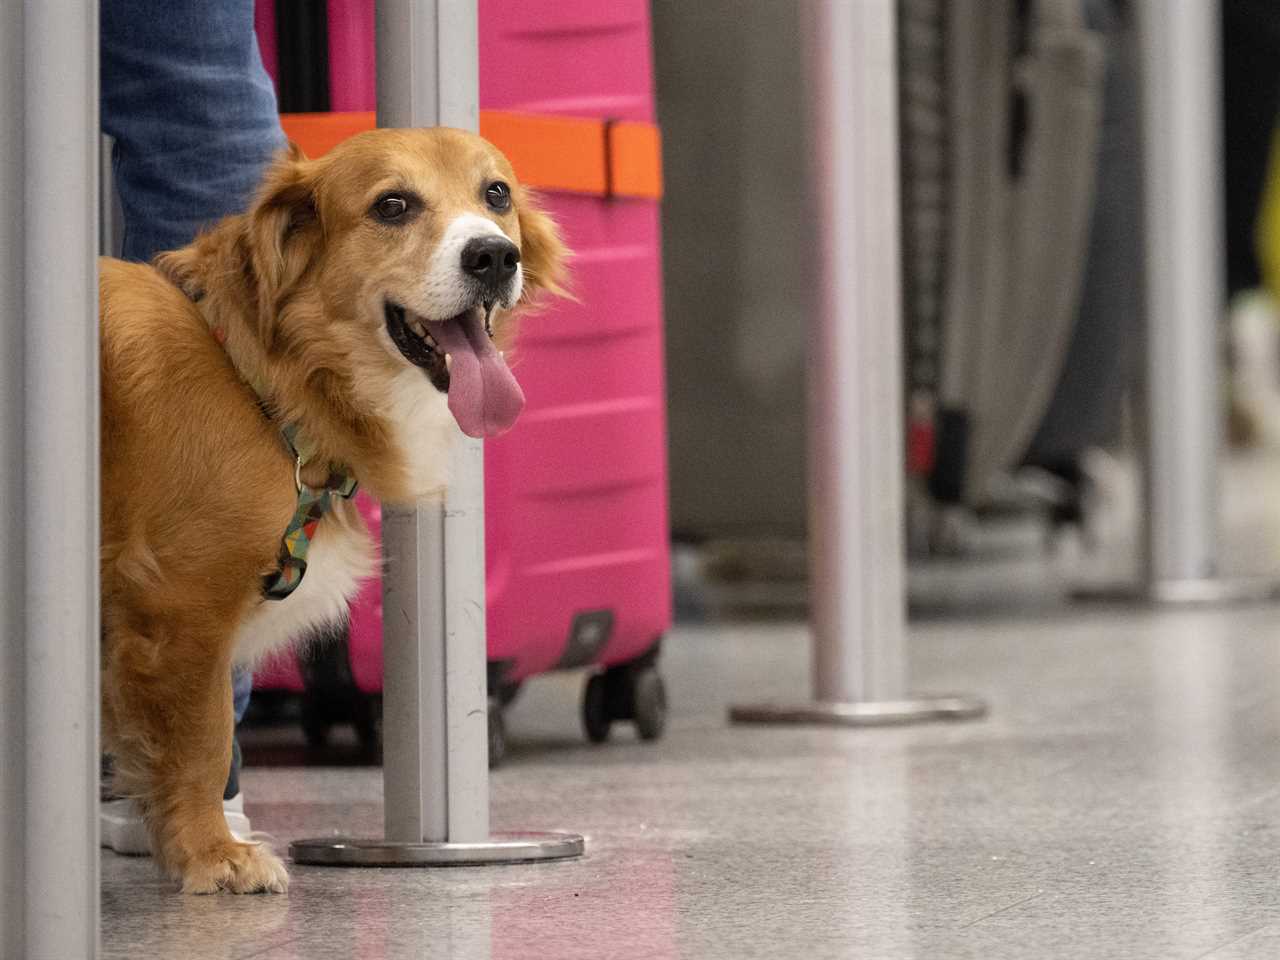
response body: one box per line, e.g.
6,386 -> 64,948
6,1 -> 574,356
253,0 -> 670,758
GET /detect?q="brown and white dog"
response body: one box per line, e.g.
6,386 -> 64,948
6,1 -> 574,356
98,127 -> 565,893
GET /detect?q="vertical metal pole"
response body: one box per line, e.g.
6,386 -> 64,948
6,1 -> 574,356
376,0 -> 470,846
730,0 -> 984,728
1074,1 -> 1280,604
432,0 -> 489,845
376,0 -> 488,846
380,504 -> 449,844
1137,0 -> 1221,586
0,6 -> 27,957
293,0 -> 581,867
441,438 -> 490,842
808,0 -> 907,704
378,0 -> 487,845
10,1 -> 101,958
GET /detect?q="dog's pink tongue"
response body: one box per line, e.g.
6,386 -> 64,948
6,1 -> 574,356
429,313 -> 525,438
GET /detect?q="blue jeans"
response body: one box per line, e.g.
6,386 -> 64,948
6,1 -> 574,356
226,666 -> 254,800
100,0 -> 285,262
101,0 -> 284,798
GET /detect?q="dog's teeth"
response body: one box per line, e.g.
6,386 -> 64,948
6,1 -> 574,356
445,353 -> 453,371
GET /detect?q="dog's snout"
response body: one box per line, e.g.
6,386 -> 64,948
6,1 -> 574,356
460,236 -> 520,291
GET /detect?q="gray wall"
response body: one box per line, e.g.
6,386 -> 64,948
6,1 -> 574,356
653,0 -> 812,541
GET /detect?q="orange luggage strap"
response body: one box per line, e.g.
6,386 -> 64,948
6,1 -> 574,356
280,110 -> 663,201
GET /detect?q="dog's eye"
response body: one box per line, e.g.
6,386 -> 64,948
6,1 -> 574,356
485,181 -> 511,212
374,194 -> 409,222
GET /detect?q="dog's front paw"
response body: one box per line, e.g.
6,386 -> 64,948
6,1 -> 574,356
180,840 -> 289,895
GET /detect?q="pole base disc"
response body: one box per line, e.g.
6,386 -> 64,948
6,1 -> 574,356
289,831 -> 584,867
1073,576 -> 1280,607
729,694 -> 987,727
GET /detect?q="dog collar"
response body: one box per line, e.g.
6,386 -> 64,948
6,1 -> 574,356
208,324 -> 358,601
262,423 -> 359,600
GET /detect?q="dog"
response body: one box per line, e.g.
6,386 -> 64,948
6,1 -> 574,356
98,127 -> 566,893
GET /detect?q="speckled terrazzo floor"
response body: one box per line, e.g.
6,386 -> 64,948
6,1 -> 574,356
103,600 -> 1280,960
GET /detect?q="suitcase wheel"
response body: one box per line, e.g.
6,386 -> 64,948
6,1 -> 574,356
581,658 -> 668,745
582,672 -> 613,743
632,668 -> 667,741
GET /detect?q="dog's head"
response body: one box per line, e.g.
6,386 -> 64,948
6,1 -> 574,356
241,127 -> 566,440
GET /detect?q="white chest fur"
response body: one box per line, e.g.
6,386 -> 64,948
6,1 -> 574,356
231,500 -> 377,667
379,365 -> 458,500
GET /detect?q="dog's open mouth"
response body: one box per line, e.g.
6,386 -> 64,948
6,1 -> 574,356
385,301 -> 450,391
384,300 -> 526,438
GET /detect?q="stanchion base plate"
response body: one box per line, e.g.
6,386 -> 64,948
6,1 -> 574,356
729,695 -> 987,727
289,831 -> 584,867
1073,576 -> 1280,607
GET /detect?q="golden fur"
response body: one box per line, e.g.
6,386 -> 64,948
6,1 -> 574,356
99,128 -> 566,893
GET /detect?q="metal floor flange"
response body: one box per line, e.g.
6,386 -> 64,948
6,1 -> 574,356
730,695 -> 988,727
290,831 -> 585,867
724,1 -> 987,734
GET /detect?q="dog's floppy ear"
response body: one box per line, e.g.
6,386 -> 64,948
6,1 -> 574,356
152,240 -> 207,300
516,191 -> 568,301
249,142 -> 322,305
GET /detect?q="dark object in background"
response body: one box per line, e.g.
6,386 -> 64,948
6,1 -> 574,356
915,0 -> 1105,511
1027,0 -> 1280,485
580,643 -> 667,745
274,0 -> 329,113
295,622 -> 380,755
1024,0 -> 1141,470
1222,0 -> 1280,296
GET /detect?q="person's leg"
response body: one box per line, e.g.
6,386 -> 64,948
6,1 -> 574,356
225,666 -> 254,803
101,0 -> 285,262
99,666 -> 256,853
99,0 -> 282,848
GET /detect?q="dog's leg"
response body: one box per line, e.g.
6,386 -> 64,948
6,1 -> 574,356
103,621 -> 288,894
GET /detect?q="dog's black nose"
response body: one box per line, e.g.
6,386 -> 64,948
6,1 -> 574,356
460,236 -> 520,291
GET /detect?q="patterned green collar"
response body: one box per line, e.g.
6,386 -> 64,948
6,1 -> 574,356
262,422 -> 358,600
209,323 -> 358,601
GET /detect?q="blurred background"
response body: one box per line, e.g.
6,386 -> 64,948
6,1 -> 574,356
234,0 -> 1280,759
661,0 -> 1280,617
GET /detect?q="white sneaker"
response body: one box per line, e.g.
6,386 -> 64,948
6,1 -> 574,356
222,791 -> 252,839
100,793 -> 253,856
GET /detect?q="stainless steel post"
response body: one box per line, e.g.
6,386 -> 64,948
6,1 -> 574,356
1,2 -> 101,957
0,8 -> 26,956
1140,0 -> 1220,587
730,0 -> 985,728
291,0 -> 582,868
1076,0 -> 1279,606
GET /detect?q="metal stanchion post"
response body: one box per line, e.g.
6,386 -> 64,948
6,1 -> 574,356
1075,0 -> 1280,606
290,0 -> 582,868
730,0 -> 985,728
1,2 -> 102,957
1,13 -> 24,953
